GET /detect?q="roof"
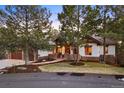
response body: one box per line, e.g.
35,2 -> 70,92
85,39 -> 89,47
89,35 -> 117,45
51,34 -> 117,45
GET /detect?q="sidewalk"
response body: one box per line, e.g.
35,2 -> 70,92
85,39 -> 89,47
31,58 -> 65,66
0,59 -> 25,70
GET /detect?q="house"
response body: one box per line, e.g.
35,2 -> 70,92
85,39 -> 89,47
6,34 -> 117,64
39,34 -> 117,64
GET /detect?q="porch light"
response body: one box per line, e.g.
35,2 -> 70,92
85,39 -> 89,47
57,45 -> 61,48
118,41 -> 122,45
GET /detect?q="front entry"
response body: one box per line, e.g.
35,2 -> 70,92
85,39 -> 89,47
65,45 -> 70,54
55,45 -> 71,58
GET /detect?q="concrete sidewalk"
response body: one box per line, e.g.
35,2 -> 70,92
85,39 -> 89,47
0,59 -> 25,69
0,58 -> 65,70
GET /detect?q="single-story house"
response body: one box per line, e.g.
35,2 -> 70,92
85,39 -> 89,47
39,34 -> 117,64
6,34 -> 117,64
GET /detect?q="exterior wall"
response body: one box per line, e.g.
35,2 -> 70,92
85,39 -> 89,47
79,43 -> 116,57
79,47 -> 85,56
98,45 -> 116,56
99,46 -> 103,55
38,50 -> 50,57
108,45 -> 116,56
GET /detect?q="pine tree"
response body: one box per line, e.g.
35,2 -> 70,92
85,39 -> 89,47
0,5 -> 52,64
58,5 -> 96,63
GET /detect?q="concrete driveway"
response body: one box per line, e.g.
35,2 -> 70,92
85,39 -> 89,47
0,59 -> 25,69
0,72 -> 124,88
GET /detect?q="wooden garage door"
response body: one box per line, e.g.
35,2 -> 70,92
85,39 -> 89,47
11,50 -> 22,60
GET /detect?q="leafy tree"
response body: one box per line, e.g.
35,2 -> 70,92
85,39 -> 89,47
0,5 -> 52,64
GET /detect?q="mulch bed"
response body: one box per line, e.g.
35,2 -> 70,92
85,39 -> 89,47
2,65 -> 41,74
70,62 -> 85,66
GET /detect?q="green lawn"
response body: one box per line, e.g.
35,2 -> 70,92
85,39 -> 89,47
38,62 -> 124,75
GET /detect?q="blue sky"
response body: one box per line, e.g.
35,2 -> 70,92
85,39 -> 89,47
0,5 -> 62,29
43,5 -> 62,29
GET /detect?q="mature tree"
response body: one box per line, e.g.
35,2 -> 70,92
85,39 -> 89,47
94,6 -> 124,63
58,6 -> 81,63
0,5 -> 52,64
58,5 -> 98,63
108,6 -> 124,65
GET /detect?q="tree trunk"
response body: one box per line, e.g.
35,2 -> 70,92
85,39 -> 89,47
72,46 -> 76,63
103,37 -> 106,63
33,49 -> 38,62
103,8 -> 107,64
73,45 -> 80,64
76,46 -> 79,63
24,43 -> 29,65
24,8 -> 29,65
75,6 -> 80,64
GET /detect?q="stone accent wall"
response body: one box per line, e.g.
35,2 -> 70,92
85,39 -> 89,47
105,55 -> 116,65
81,56 -> 99,62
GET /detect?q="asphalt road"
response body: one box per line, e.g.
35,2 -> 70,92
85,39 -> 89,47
0,72 -> 124,88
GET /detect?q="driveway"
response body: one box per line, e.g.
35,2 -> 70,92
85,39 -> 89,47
0,59 -> 25,69
0,72 -> 124,88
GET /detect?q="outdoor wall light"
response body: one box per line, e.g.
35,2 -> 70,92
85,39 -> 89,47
118,41 -> 122,45
57,45 -> 61,48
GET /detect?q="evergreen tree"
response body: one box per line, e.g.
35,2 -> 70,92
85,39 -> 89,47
0,5 -> 52,64
58,5 -> 96,63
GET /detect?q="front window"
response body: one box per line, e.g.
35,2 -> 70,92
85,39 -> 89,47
85,45 -> 92,55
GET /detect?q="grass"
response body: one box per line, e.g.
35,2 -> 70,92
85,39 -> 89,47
38,62 -> 124,75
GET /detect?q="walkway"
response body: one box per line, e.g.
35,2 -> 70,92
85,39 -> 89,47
0,58 -> 65,71
31,58 -> 66,66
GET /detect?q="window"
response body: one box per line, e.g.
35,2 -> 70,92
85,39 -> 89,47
85,45 -> 92,55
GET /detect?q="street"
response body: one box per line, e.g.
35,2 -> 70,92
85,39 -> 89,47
0,72 -> 124,88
